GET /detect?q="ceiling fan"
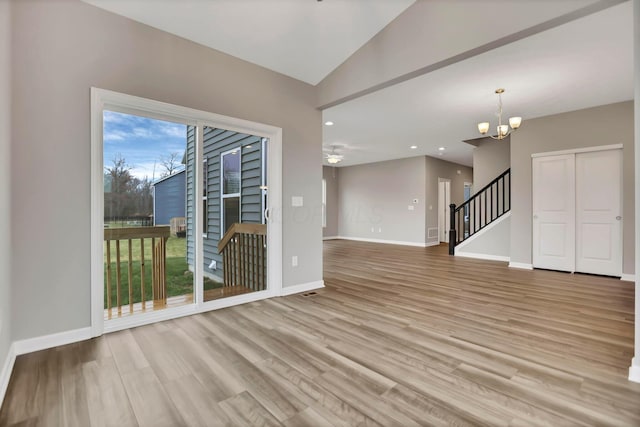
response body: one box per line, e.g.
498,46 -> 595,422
324,146 -> 344,164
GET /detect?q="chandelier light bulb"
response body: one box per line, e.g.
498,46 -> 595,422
478,122 -> 490,135
509,116 -> 522,129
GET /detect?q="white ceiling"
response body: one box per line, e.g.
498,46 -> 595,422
82,0 -> 415,85
82,0 -> 633,169
322,1 -> 634,167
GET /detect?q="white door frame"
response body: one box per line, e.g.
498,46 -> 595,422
90,88 -> 283,336
438,178 -> 451,243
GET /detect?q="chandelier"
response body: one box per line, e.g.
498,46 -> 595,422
325,146 -> 344,164
477,88 -> 522,140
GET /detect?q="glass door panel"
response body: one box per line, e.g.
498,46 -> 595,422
194,126 -> 268,302
103,110 -> 193,320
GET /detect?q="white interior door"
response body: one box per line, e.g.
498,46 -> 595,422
532,155 -> 575,272
438,179 -> 451,243
575,150 -> 622,276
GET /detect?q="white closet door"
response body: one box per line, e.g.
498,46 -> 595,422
532,155 -> 575,272
575,150 -> 622,276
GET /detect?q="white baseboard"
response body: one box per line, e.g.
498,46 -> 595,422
281,280 -> 325,296
509,262 -> 534,270
13,327 -> 92,356
455,251 -> 509,262
629,358 -> 640,383
0,327 -> 90,408
620,274 -> 635,282
322,236 -> 340,241
0,342 -> 16,409
336,236 -> 430,248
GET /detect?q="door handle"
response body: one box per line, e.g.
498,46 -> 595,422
616,216 -> 622,221
264,208 -> 270,220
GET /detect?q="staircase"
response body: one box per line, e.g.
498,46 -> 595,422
448,168 -> 510,255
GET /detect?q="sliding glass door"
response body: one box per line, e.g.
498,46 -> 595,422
92,88 -> 282,335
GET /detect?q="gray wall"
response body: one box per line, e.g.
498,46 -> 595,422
456,216 -> 510,258
0,0 -> 12,379
10,0 -> 322,341
338,157 -> 426,244
634,0 -> 640,371
510,101 -> 634,274
473,137 -> 511,190
424,156 -> 474,245
323,166 -> 339,238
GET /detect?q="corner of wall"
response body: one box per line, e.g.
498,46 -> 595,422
0,0 -> 13,409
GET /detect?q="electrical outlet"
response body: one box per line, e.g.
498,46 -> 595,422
378,227 -> 382,233
371,227 -> 375,232
408,205 -> 414,211
292,256 -> 298,267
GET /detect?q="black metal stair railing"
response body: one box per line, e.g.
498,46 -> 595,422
448,168 -> 511,255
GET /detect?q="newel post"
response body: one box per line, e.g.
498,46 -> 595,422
449,203 -> 456,255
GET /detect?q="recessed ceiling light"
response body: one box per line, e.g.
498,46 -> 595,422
324,121 -> 334,126
410,145 -> 418,149
438,147 -> 445,151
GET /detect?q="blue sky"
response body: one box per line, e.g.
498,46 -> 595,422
103,110 -> 187,181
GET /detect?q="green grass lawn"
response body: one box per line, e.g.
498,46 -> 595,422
104,236 -> 220,307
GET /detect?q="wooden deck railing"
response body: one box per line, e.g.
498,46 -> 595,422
104,226 -> 170,316
218,223 -> 267,291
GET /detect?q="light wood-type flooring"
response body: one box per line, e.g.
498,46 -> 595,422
2,240 -> 640,426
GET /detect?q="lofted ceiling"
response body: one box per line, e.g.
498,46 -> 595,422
81,0 -> 415,85
82,0 -> 633,169
322,1 -> 634,167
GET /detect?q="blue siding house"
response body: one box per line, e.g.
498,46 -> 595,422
152,170 -> 186,226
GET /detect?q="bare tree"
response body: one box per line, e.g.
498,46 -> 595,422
160,152 -> 181,177
104,154 -> 153,219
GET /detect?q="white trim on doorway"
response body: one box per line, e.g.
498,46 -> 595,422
438,178 -> 451,243
531,143 -> 623,158
90,88 -> 283,338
